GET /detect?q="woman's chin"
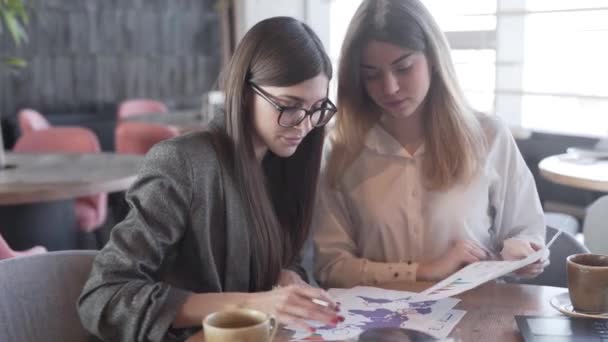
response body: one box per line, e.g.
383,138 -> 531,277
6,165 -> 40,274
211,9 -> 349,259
269,145 -> 299,158
381,104 -> 419,120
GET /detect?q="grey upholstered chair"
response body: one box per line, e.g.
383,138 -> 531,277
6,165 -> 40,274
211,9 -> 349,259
583,195 -> 608,255
0,250 -> 97,342
505,226 -> 589,288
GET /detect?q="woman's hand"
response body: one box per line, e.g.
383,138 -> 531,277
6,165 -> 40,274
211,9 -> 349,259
245,285 -> 342,333
277,269 -> 308,287
501,239 -> 549,278
418,240 -> 489,281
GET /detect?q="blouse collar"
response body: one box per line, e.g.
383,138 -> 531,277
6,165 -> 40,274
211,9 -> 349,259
364,124 -> 425,159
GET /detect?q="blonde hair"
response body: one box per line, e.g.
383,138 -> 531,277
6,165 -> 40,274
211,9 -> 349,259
327,0 -> 486,191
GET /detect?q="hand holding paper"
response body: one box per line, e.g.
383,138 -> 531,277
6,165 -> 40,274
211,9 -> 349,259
419,231 -> 561,300
418,240 -> 490,281
501,240 -> 549,278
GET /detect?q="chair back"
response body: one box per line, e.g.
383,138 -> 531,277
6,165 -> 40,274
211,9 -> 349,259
14,127 -> 101,153
583,195 -> 608,254
117,98 -> 168,120
0,232 -> 46,260
0,250 -> 97,342
506,226 -> 589,287
115,121 -> 179,155
544,212 -> 579,236
13,127 -> 108,232
17,108 -> 51,134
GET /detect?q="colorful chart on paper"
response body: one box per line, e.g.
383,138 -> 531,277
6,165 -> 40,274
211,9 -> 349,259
420,232 -> 561,300
286,286 -> 464,341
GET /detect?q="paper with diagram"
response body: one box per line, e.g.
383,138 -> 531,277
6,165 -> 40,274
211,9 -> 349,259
285,286 -> 464,341
419,231 -> 560,300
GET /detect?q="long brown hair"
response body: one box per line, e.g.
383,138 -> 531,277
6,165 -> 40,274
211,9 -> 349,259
213,17 -> 332,290
327,0 -> 485,190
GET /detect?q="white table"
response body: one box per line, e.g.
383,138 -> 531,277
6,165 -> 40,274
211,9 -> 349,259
539,154 -> 608,192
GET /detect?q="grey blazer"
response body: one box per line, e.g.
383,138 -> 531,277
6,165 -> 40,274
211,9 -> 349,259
78,132 -> 259,342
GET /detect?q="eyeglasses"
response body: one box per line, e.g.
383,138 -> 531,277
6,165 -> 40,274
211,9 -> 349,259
249,83 -> 337,128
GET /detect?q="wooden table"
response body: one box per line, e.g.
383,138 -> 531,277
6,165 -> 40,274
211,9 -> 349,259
0,152 -> 143,250
539,154 -> 608,192
187,281 -> 566,342
0,152 -> 142,205
126,109 -> 208,134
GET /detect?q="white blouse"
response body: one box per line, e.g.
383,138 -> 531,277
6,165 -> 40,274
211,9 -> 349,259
313,115 -> 546,288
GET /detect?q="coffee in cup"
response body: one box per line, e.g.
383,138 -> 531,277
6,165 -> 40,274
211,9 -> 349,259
203,308 -> 277,342
566,253 -> 608,313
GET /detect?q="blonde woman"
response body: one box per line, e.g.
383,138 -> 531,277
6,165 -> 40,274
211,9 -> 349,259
314,0 -> 547,288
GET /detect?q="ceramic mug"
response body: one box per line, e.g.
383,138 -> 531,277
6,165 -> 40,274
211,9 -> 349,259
566,253 -> 608,313
203,308 -> 277,342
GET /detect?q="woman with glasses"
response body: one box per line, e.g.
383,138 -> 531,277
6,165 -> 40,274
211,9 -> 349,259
78,17 -> 340,342
313,0 -> 547,288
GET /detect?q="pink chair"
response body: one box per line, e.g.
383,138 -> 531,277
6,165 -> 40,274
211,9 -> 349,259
17,108 -> 51,134
13,127 -> 108,233
115,121 -> 180,155
117,98 -> 168,121
0,232 -> 47,260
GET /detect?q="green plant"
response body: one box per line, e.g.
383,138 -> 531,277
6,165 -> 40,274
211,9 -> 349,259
0,0 -> 28,168
0,0 -> 28,68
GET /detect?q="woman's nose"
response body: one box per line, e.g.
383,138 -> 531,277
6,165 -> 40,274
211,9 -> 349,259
382,72 -> 400,95
295,115 -> 313,133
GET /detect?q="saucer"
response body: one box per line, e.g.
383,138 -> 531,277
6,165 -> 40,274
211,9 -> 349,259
550,292 -> 608,319
566,147 -> 608,160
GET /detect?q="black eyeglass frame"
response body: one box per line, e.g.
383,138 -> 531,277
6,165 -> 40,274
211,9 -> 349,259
249,82 -> 337,128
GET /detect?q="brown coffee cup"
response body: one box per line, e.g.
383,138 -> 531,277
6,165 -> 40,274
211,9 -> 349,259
566,253 -> 608,313
203,308 -> 277,342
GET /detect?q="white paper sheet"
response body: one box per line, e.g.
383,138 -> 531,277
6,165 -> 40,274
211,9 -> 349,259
285,286 -> 464,341
419,231 -> 561,300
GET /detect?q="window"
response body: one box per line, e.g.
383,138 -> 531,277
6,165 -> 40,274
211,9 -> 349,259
422,0 -> 497,114
518,2 -> 608,137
